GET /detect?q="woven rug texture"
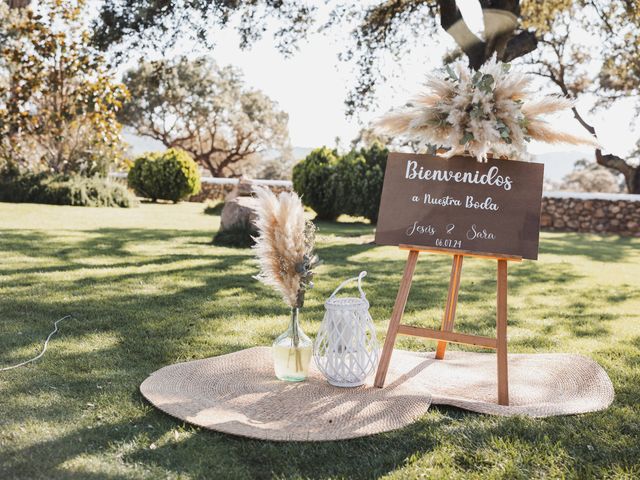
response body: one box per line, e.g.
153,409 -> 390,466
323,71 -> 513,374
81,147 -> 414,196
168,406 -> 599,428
140,347 -> 614,441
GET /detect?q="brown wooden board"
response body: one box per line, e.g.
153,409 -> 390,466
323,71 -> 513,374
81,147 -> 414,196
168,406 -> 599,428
375,153 -> 544,260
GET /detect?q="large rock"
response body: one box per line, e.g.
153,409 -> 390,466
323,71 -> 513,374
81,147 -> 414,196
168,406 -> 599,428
220,196 -> 259,232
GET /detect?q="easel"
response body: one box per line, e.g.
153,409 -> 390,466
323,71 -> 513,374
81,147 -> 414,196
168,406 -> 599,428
373,244 -> 521,406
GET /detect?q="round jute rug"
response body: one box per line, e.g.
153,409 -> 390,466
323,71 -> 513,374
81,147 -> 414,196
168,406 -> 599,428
140,347 -> 614,441
140,347 -> 432,441
386,350 -> 614,418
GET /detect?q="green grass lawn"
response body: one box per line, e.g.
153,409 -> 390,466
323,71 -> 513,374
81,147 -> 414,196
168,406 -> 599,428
1,202 -> 639,479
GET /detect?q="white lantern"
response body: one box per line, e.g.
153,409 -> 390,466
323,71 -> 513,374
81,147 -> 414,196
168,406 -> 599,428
314,271 -> 379,387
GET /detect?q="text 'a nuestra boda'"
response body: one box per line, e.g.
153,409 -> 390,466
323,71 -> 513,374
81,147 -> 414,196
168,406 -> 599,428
419,193 -> 500,211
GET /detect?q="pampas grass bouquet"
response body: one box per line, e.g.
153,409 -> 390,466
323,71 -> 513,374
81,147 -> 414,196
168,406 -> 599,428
252,186 -> 320,382
376,57 -> 597,161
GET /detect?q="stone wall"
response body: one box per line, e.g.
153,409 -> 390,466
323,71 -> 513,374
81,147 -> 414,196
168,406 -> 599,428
189,181 -> 292,202
541,192 -> 640,237
189,183 -> 235,202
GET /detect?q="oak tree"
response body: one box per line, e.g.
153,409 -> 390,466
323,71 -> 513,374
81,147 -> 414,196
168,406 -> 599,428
0,0 -> 128,175
120,57 -> 291,178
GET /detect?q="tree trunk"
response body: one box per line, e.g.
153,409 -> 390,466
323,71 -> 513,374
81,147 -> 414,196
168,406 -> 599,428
596,150 -> 640,194
631,168 -> 640,194
633,168 -> 640,195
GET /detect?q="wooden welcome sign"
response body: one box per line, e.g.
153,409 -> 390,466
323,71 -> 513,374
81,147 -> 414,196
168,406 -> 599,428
375,153 -> 544,259
374,153 -> 544,405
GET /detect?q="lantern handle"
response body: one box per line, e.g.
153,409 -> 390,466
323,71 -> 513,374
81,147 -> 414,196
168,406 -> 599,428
329,271 -> 367,299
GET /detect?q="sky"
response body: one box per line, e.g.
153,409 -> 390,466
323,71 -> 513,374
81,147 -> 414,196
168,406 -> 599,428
118,1 -> 639,168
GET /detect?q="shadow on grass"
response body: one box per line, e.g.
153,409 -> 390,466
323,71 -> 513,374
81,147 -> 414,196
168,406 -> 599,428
5,398 -> 640,479
540,232 -> 638,262
1,225 -> 639,478
0,226 -> 615,363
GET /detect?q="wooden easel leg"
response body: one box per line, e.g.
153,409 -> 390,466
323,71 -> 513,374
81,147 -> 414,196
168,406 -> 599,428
496,259 -> 509,406
435,254 -> 464,359
374,249 -> 420,388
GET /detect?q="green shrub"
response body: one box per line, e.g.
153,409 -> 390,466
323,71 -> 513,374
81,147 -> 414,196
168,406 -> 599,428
292,147 -> 340,221
54,176 -> 138,207
350,142 -> 388,223
0,171 -> 138,207
128,148 -> 201,203
292,143 -> 388,223
335,150 -> 368,219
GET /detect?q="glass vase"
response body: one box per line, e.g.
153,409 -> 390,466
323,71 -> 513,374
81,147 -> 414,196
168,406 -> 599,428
272,307 -> 312,382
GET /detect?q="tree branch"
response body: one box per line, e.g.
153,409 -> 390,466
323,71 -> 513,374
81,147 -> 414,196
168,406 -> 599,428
570,106 -> 596,137
502,31 -> 537,62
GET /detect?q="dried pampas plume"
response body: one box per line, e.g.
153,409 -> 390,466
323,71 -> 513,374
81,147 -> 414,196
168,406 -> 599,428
375,57 -> 598,162
252,186 -> 319,309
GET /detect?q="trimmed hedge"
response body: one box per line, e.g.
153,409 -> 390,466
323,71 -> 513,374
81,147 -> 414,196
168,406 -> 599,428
293,143 -> 388,223
348,142 -> 388,223
0,171 -> 138,207
292,147 -> 341,221
128,148 -> 201,203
